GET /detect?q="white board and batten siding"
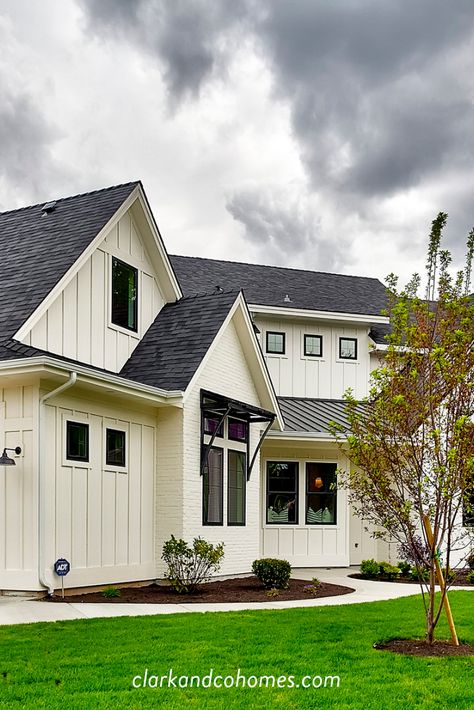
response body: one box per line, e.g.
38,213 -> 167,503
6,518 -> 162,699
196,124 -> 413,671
171,319 -> 265,578
254,316 -> 371,400
21,210 -> 165,373
0,386 -> 38,589
42,394 -> 155,588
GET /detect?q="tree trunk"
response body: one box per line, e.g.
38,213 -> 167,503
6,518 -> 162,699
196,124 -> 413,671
427,565 -> 436,645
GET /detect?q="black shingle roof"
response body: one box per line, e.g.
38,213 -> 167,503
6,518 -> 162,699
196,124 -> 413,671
170,255 -> 388,317
0,181 -> 139,344
278,396 -> 365,434
369,324 -> 392,345
120,290 -> 239,391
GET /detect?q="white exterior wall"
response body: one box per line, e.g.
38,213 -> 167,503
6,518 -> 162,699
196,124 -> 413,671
0,385 -> 38,590
22,210 -> 165,373
168,319 -> 265,578
254,316 -> 371,399
42,392 -> 156,589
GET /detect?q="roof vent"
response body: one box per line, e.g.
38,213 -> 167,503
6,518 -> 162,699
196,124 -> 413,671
283,294 -> 292,303
215,285 -> 223,293
41,201 -> 57,214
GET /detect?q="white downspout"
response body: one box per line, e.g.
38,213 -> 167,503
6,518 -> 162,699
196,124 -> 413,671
38,372 -> 77,595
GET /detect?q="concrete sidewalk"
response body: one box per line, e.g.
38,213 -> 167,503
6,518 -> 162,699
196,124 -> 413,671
0,567 -> 472,626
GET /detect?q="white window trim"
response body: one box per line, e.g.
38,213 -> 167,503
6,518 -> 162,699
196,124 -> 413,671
265,330 -> 287,358
62,413 -> 92,468
107,253 -> 142,339
103,423 -> 129,473
336,335 -> 359,363
301,332 -> 325,361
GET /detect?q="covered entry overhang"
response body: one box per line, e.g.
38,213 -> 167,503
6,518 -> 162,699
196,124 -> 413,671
200,389 -> 276,480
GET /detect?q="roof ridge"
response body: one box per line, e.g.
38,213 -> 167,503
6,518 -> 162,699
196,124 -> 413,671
0,180 -> 141,216
170,253 -> 385,285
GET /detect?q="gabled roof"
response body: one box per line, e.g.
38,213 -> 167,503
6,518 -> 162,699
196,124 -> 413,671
120,290 -> 240,390
0,182 -> 139,342
170,254 -> 388,317
277,396 -> 365,435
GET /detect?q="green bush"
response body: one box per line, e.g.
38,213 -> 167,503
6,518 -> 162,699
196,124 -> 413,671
360,559 -> 380,578
378,561 -> 401,580
102,586 -> 121,598
467,570 -> 474,584
467,551 -> 474,571
162,535 -> 224,594
397,561 -> 412,577
442,567 -> 456,584
252,558 -> 291,589
410,566 -> 429,582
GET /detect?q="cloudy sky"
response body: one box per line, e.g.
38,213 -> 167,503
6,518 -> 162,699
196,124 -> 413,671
1,1 -> 474,286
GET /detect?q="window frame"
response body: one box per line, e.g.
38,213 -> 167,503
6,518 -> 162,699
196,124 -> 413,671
110,256 -> 139,334
266,461 -> 299,525
227,449 -> 246,526
104,426 -> 128,472
227,417 -> 249,443
202,445 -> 224,526
305,462 -> 338,526
266,331 -> 286,355
65,419 -> 90,465
303,334 -> 323,358
338,336 -> 358,360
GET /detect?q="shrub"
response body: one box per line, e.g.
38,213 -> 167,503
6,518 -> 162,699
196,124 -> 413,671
442,567 -> 456,584
303,577 -> 322,596
162,535 -> 224,594
102,586 -> 121,598
252,558 -> 291,589
397,561 -> 412,577
397,537 -> 430,568
467,551 -> 474,571
360,559 -> 380,579
378,561 -> 400,581
410,566 -> 429,582
467,570 -> 474,584
265,588 -> 281,598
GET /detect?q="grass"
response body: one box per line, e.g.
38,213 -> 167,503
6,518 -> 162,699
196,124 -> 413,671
0,592 -> 473,709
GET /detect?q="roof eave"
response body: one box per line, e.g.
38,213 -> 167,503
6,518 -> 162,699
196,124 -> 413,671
249,303 -> 389,324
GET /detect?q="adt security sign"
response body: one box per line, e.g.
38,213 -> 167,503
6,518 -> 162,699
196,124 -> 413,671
54,558 -> 70,598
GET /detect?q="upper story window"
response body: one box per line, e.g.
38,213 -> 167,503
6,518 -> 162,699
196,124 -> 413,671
304,334 -> 323,357
111,257 -> 138,332
106,428 -> 126,468
339,337 -> 357,360
66,421 -> 89,463
266,331 -> 285,355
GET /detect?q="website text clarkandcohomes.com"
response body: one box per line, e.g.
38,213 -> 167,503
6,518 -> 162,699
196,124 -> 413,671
132,669 -> 341,690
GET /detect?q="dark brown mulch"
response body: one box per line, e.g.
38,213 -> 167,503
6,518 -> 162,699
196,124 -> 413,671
45,577 -> 354,604
374,638 -> 474,657
350,571 -> 473,586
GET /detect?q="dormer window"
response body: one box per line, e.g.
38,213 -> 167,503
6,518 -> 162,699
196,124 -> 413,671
266,331 -> 285,355
111,257 -> 138,332
339,337 -> 357,360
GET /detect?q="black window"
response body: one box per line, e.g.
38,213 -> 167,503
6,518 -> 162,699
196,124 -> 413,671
339,337 -> 357,360
203,415 -> 224,438
266,461 -> 298,524
228,450 -> 246,525
228,418 -> 248,442
266,331 -> 285,355
66,421 -> 89,462
203,447 -> 223,525
106,428 -> 126,468
463,490 -> 474,526
111,257 -> 138,332
306,462 -> 337,525
304,334 -> 323,357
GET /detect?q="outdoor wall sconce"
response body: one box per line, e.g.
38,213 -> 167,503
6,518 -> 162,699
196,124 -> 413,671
0,447 -> 22,466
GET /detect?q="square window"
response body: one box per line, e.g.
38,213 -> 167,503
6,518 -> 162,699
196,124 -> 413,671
111,257 -> 138,332
203,415 -> 224,438
228,418 -> 248,442
304,334 -> 323,357
66,421 -> 89,462
339,337 -> 357,360
266,331 -> 285,355
106,428 -> 126,468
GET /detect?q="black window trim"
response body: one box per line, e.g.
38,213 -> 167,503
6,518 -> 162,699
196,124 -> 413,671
202,445 -> 224,526
266,460 -> 299,525
266,330 -> 286,355
65,420 -> 89,463
105,427 -> 127,468
304,333 -> 323,358
227,416 -> 249,444
111,256 -> 139,333
227,449 -> 246,526
339,336 -> 358,360
305,462 -> 338,526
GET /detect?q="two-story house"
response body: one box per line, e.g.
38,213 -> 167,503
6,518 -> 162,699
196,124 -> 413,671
0,181 -> 391,594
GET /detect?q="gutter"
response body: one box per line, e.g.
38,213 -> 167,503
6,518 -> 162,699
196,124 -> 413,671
38,372 -> 77,595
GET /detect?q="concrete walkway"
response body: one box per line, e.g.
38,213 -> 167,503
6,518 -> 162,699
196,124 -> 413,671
0,567 -> 472,626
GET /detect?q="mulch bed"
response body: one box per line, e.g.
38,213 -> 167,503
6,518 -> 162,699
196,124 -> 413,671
374,638 -> 474,657
45,577 -> 354,604
350,571 -> 473,586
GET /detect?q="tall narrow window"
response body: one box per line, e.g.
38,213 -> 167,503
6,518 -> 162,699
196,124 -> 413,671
111,257 -> 138,332
306,462 -> 337,524
266,461 -> 298,524
106,428 -> 126,468
66,421 -> 89,462
228,450 -> 246,525
203,447 -> 223,525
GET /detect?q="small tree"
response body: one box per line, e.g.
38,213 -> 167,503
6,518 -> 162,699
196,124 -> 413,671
332,213 -> 474,645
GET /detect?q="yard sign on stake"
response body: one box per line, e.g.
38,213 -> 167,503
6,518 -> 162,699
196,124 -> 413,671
54,558 -> 71,599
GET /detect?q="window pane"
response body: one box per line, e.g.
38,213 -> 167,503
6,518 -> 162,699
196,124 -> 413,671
66,422 -> 89,462
203,448 -> 223,524
306,463 -> 337,525
304,334 -> 322,357
339,337 -> 357,359
266,332 -> 285,354
106,428 -> 126,467
228,450 -> 246,525
203,415 -> 223,437
112,258 -> 138,331
228,418 -> 248,442
266,461 -> 298,524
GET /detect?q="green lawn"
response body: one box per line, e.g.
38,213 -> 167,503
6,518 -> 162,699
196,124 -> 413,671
0,592 -> 473,709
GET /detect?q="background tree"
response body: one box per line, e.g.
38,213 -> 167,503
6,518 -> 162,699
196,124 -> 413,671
332,214 -> 474,645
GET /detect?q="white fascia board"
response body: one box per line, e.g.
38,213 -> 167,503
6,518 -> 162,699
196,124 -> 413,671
249,303 -> 389,325
0,356 -> 184,406
266,430 -> 342,443
14,186 -> 142,342
183,293 -> 284,430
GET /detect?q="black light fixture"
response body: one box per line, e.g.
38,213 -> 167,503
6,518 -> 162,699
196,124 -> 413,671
0,447 -> 22,466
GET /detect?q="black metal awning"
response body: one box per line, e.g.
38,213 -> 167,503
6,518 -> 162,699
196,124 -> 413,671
200,389 -> 276,479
